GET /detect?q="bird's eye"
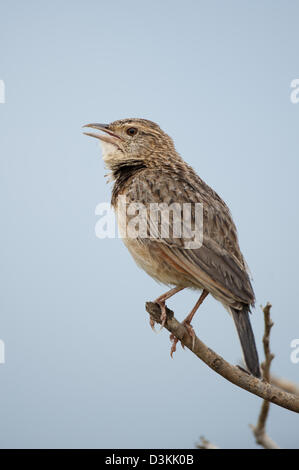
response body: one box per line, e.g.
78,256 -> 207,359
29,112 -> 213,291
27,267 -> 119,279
126,127 -> 138,137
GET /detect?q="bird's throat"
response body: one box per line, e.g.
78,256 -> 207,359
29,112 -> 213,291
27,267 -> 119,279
110,160 -> 146,207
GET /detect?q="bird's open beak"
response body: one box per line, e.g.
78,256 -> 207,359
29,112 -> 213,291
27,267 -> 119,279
83,123 -> 122,147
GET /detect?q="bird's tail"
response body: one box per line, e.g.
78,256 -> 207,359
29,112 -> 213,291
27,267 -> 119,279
231,306 -> 261,378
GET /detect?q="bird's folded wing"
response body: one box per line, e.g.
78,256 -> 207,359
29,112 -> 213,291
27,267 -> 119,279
124,169 -> 255,305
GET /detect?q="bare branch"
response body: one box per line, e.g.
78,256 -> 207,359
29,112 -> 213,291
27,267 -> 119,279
270,375 -> 299,396
250,303 -> 280,449
261,303 -> 275,381
145,301 -> 299,414
196,436 -> 219,449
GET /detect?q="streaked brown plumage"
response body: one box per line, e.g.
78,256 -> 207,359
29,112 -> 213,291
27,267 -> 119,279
84,118 -> 261,378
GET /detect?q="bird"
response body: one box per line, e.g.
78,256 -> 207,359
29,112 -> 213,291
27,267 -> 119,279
83,118 -> 261,378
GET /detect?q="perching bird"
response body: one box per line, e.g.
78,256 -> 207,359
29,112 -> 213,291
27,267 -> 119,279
83,118 -> 261,378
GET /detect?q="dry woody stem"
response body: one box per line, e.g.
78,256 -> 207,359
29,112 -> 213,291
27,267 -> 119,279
250,303 -> 279,449
145,301 -> 299,414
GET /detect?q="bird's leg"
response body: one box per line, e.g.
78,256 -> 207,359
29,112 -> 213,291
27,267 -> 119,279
152,286 -> 185,330
170,289 -> 209,357
182,289 -> 209,337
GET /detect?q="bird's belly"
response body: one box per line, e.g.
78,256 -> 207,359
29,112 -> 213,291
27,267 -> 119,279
121,237 -> 199,289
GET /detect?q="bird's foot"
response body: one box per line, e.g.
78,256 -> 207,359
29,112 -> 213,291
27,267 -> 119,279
153,299 -> 168,330
149,316 -> 156,332
184,321 -> 196,345
170,319 -> 196,357
170,334 -> 180,357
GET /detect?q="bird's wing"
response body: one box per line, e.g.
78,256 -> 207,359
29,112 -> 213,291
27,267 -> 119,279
123,169 -> 255,306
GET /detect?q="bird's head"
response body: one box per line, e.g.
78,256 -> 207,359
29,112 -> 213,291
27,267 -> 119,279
83,118 -> 177,170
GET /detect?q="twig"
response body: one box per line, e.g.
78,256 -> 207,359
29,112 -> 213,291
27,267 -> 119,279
270,375 -> 299,396
196,436 -> 219,449
239,372 -> 299,396
145,301 -> 299,414
261,303 -> 274,380
239,364 -> 299,396
250,303 -> 280,449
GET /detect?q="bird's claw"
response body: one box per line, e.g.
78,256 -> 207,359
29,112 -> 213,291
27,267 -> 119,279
170,333 -> 178,358
169,320 -> 196,357
149,316 -> 156,332
159,303 -> 167,330
153,300 -> 167,331
184,322 -> 196,350
149,301 -> 167,333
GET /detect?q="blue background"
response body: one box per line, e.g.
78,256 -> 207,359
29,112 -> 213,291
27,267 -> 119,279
0,0 -> 298,448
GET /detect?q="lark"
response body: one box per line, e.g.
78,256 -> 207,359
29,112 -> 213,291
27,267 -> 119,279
84,118 -> 261,378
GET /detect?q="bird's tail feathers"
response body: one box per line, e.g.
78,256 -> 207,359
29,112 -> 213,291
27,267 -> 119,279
231,306 -> 261,378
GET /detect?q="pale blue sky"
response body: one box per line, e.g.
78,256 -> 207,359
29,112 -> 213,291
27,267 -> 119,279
0,0 -> 298,448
